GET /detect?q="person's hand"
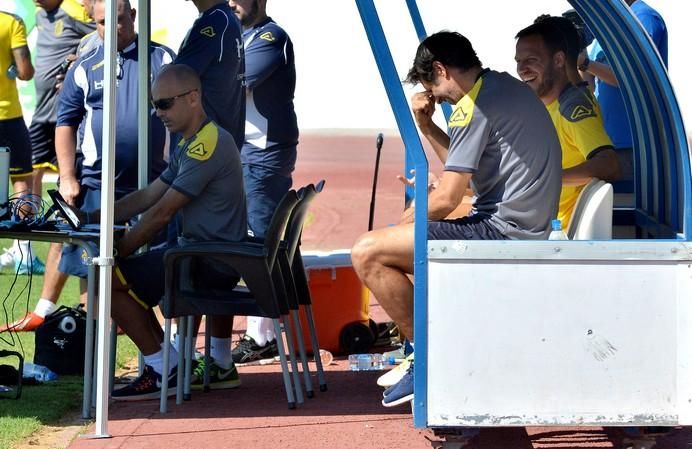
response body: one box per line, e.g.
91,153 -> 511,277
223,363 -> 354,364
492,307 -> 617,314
396,169 -> 440,193
411,91 -> 435,129
55,54 -> 77,91
58,175 -> 81,206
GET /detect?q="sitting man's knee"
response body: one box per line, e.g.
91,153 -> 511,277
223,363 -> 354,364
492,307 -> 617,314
352,232 -> 376,271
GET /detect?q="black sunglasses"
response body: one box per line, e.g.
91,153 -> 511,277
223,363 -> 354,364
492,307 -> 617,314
151,89 -> 197,111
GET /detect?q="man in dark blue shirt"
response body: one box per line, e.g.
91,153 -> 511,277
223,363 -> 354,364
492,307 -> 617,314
175,0 -> 245,149
229,0 -> 298,364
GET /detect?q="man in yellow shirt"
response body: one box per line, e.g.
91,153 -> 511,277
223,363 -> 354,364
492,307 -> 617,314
0,11 -> 34,194
0,11 -> 38,274
515,21 -> 620,229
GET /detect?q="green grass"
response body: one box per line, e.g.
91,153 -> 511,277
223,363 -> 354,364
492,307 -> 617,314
0,186 -> 140,449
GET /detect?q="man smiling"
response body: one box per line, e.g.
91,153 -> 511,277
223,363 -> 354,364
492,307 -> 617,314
516,21 -> 620,228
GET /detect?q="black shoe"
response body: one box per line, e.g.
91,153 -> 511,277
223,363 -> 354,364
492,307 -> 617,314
232,335 -> 279,365
111,365 -> 176,401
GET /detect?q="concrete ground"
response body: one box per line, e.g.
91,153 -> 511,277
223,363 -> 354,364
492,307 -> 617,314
66,132 -> 692,449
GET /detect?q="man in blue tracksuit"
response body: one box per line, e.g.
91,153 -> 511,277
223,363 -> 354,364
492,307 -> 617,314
229,0 -> 299,364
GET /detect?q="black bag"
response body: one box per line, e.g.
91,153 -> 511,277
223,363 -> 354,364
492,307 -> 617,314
34,305 -> 87,375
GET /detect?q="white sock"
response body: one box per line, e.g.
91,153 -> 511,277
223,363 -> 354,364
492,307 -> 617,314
245,316 -> 275,346
143,346 -> 178,376
33,299 -> 57,318
210,337 -> 232,369
171,333 -> 181,353
13,240 -> 32,260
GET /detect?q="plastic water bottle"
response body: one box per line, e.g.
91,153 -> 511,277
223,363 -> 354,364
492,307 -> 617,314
548,219 -> 569,240
23,363 -> 58,382
348,353 -> 385,371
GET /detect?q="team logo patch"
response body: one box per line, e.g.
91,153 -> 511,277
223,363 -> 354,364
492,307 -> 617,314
570,105 -> 596,122
200,26 -> 216,38
259,31 -> 275,42
187,142 -> 211,161
448,105 -> 471,127
55,19 -> 64,37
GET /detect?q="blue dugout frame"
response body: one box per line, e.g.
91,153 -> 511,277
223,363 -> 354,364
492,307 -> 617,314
356,0 -> 691,429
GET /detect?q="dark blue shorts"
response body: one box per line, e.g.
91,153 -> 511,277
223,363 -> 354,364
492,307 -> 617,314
58,188 -> 103,278
427,214 -> 507,240
116,246 -> 241,309
243,163 -> 292,238
0,117 -> 33,177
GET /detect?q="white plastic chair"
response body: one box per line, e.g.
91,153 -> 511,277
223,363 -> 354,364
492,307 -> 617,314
566,178 -> 614,240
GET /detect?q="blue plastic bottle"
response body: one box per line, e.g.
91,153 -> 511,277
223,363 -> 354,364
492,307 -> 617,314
23,363 -> 58,382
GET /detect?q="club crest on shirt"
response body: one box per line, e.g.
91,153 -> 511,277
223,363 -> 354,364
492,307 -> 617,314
259,31 -> 275,42
569,104 -> 596,122
200,26 -> 216,38
187,142 -> 211,161
54,19 -> 64,37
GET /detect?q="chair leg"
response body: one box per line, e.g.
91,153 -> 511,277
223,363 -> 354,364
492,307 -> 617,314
183,316 -> 194,401
203,316 -> 211,392
160,318 -> 172,413
281,314 -> 304,405
304,304 -> 327,391
273,319 -> 296,409
176,316 -> 186,405
290,309 -> 314,398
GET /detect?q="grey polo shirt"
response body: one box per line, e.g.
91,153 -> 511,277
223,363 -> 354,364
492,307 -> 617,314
446,70 -> 562,239
160,120 -> 247,244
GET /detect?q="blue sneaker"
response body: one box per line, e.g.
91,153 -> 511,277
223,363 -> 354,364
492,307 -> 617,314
15,255 -> 46,275
382,362 -> 414,407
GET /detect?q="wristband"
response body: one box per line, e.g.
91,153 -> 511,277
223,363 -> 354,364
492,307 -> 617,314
578,57 -> 591,72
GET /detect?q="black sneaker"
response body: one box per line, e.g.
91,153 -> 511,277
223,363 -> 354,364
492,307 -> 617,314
231,335 -> 279,365
111,365 -> 176,401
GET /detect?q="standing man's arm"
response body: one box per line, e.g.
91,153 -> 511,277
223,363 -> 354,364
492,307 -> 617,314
55,62 -> 88,205
243,26 -> 286,91
9,16 -> 33,80
174,14 -> 223,76
11,46 -> 33,80
411,91 -> 451,163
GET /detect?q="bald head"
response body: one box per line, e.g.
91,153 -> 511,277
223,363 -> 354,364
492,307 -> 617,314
154,64 -> 202,94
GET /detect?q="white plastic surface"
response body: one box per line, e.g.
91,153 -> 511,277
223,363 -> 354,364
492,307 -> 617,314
426,241 -> 692,427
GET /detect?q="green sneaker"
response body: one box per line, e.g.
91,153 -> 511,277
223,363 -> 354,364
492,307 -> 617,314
191,358 -> 241,390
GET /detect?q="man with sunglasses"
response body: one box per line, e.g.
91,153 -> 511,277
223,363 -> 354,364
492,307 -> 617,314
97,63 -> 246,400
7,0 -> 175,342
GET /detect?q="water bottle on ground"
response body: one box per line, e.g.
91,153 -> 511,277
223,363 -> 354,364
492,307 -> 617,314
548,219 -> 569,241
23,362 -> 58,382
348,353 -> 388,371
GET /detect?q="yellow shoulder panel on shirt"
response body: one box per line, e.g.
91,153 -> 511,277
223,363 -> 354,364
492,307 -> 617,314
448,78 -> 483,128
186,122 -> 218,161
61,0 -> 93,24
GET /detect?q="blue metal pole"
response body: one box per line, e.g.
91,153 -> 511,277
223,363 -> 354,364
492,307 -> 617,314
355,0 -> 429,428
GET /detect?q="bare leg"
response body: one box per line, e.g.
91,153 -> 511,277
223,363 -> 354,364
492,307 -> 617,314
40,243 -> 68,302
32,167 -> 46,198
351,223 -> 416,340
111,273 -> 162,355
